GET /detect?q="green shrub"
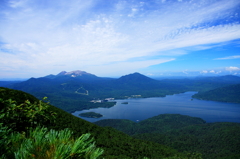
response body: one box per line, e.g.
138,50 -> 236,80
0,97 -> 56,132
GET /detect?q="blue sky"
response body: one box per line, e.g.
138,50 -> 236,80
0,0 -> 240,78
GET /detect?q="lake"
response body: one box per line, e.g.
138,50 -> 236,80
72,91 -> 240,123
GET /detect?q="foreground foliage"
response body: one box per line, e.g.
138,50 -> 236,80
1,126 -> 103,159
0,97 -> 56,133
0,88 -> 103,159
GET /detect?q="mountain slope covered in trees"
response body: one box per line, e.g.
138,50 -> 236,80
193,84 -> 240,103
95,114 -> 240,159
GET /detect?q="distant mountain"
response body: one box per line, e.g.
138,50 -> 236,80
0,81 -> 23,87
56,70 -> 95,77
117,72 -> 157,83
108,72 -> 188,97
193,84 -> 240,103
44,70 -> 103,83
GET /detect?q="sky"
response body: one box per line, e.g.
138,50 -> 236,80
0,0 -> 240,78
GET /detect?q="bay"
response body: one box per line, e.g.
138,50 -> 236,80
72,91 -> 240,123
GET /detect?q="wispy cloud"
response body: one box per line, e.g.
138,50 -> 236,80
225,66 -> 240,71
214,55 -> 240,60
0,0 -> 240,77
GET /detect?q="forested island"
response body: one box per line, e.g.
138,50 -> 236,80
79,112 -> 103,118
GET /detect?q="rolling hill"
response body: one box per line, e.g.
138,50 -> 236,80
95,114 -> 240,159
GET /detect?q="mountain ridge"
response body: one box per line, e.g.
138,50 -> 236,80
7,70 -> 240,112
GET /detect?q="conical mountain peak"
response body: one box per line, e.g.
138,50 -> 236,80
118,72 -> 155,83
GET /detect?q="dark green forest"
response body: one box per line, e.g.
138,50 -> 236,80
95,115 -> 240,159
193,84 -> 240,103
79,112 -> 103,118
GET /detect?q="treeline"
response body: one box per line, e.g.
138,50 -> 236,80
95,114 -> 240,159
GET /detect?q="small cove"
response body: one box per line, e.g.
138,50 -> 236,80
72,91 -> 240,123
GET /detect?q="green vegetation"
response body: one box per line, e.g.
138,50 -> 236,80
95,114 -> 240,159
1,127 -> 103,159
0,92 -> 103,158
0,97 -> 56,133
79,112 -> 103,118
193,84 -> 240,103
0,87 -> 197,158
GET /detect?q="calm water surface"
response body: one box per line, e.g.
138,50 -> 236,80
72,91 -> 240,123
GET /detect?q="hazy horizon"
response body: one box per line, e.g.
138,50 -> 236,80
1,70 -> 240,81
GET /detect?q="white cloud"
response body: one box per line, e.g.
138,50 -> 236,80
85,58 -> 175,77
201,70 -> 208,74
0,0 -> 240,77
214,55 -> 240,60
210,70 -> 215,73
225,66 -> 240,71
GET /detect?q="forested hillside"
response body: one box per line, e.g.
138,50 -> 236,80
193,84 -> 240,103
0,87 -> 199,159
95,114 -> 240,159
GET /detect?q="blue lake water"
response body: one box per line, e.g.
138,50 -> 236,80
72,91 -> 240,123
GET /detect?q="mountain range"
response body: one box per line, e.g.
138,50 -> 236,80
3,70 -> 240,112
